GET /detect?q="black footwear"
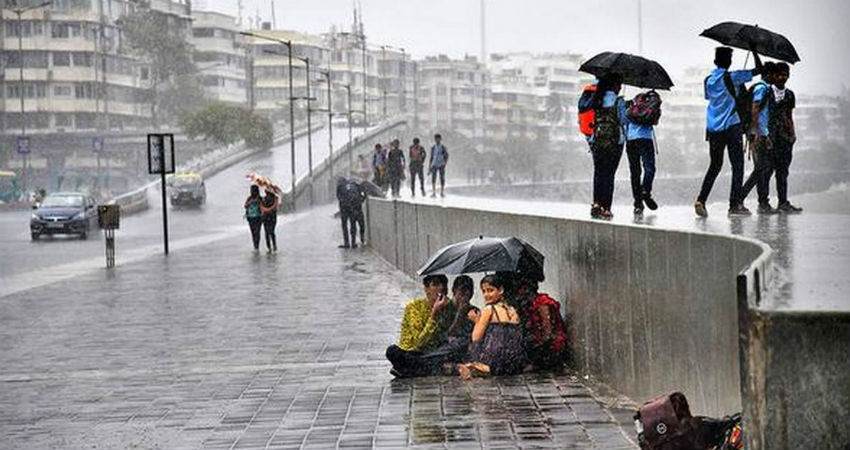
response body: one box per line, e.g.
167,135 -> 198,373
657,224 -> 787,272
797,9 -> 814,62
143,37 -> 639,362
757,203 -> 778,215
694,201 -> 708,217
599,208 -> 613,220
643,195 -> 658,211
338,243 -> 350,248
590,204 -> 602,219
778,202 -> 803,214
634,206 -> 645,215
389,368 -> 407,378
351,243 -> 358,249
728,204 -> 752,217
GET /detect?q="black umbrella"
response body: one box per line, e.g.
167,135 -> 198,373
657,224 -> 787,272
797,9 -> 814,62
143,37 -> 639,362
579,52 -> 674,90
700,22 -> 800,64
417,236 -> 545,281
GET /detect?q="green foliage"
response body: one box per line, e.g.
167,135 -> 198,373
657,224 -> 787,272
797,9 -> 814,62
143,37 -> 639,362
180,104 -> 273,150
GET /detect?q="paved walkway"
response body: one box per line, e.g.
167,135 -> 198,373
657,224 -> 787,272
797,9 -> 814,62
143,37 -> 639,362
0,205 -> 636,449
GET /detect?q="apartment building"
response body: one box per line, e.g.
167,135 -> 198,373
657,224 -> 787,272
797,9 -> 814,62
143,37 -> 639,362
192,9 -> 246,105
417,55 -> 490,144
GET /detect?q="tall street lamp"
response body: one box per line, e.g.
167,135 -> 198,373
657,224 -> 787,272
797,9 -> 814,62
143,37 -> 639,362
292,55 -> 314,206
240,31 -> 296,210
340,84 -> 354,174
4,1 -> 51,196
314,69 -> 333,183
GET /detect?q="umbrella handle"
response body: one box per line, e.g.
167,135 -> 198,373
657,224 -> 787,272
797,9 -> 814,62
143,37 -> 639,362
743,51 -> 751,69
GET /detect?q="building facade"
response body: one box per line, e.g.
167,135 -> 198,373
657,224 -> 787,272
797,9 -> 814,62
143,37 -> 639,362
192,10 -> 246,106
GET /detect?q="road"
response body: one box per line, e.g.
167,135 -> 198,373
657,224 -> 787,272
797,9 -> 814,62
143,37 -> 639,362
0,125 -> 367,294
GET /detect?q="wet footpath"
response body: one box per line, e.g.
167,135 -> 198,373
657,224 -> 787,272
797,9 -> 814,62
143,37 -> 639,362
0,204 -> 637,450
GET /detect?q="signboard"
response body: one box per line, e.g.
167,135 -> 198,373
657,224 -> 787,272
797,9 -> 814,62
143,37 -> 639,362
92,136 -> 103,153
147,133 -> 175,175
16,136 -> 31,154
98,204 -> 120,230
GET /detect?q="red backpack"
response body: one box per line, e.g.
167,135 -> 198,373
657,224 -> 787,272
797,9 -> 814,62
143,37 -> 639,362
577,84 -> 598,137
627,90 -> 663,126
635,392 -> 703,450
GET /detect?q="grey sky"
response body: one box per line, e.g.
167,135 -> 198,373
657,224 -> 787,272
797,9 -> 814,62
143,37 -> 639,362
205,0 -> 850,96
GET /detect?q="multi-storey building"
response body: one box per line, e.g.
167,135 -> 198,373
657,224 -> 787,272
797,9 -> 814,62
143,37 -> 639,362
416,55 -> 490,145
192,9 -> 246,106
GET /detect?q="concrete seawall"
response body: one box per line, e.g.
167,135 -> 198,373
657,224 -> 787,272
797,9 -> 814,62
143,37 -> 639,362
365,198 -> 850,450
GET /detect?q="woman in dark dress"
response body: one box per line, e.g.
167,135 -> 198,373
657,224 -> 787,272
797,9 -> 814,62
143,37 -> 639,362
244,185 -> 263,251
458,274 -> 526,378
260,190 -> 279,252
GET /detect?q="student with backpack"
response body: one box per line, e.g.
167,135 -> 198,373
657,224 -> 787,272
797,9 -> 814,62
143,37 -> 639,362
244,185 -> 263,251
625,90 -> 662,215
741,62 -> 779,214
336,177 -> 367,248
694,46 -> 763,218
582,74 -> 627,220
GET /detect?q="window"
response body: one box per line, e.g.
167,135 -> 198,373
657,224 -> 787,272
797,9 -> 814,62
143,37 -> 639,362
72,52 -> 92,67
7,85 -> 21,98
193,28 -> 214,38
140,67 -> 149,80
52,23 -> 69,38
53,52 -> 71,67
75,83 -> 94,99
54,114 -> 73,127
54,85 -> 73,96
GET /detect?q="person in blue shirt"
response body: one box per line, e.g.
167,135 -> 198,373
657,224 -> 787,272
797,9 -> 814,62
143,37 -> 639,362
695,46 -> 763,218
741,62 -> 779,214
625,92 -> 660,215
588,74 -> 627,220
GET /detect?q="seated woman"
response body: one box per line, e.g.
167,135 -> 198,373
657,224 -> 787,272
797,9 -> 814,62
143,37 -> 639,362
458,274 -> 526,379
516,275 -> 568,370
385,274 -> 456,377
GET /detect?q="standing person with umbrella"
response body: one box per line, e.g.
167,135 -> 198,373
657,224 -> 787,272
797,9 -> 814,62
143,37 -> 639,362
695,46 -> 763,217
260,188 -> 279,253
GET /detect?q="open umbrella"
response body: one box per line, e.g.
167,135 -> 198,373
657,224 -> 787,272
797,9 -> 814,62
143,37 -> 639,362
700,22 -> 800,64
246,172 -> 281,194
579,52 -> 674,90
417,236 -> 545,281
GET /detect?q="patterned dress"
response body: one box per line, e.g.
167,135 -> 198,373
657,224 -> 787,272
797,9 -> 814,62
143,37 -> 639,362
469,303 -> 526,375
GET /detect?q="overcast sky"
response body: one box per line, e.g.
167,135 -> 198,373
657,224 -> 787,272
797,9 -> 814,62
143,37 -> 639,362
202,0 -> 850,96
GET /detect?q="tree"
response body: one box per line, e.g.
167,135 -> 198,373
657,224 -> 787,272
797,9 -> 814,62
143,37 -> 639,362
120,9 -> 198,127
180,104 -> 273,150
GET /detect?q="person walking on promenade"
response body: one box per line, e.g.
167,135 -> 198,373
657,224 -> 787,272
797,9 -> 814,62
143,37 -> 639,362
429,134 -> 449,198
260,189 -> 279,252
625,90 -> 662,215
244,185 -> 263,251
587,75 -> 627,220
371,143 -> 387,191
336,177 -> 367,248
386,275 -> 456,377
409,137 -> 427,197
457,274 -> 526,379
387,139 -> 406,198
741,62 -> 779,214
694,46 -> 763,218
743,62 -> 803,214
516,276 -> 568,370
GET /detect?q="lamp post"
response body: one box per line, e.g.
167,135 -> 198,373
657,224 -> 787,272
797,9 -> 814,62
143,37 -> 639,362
240,31 -> 296,209
315,70 -> 333,182
293,55 -> 314,206
4,1 -> 51,197
341,84 -> 354,174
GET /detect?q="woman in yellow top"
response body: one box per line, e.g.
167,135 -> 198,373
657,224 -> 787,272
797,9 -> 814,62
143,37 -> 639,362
386,274 -> 456,377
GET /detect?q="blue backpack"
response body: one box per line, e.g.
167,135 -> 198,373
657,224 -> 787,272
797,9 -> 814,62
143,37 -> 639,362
246,202 -> 261,218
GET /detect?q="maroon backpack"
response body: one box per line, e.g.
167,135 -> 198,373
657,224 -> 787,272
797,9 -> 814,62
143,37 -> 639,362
635,392 -> 704,450
627,90 -> 663,126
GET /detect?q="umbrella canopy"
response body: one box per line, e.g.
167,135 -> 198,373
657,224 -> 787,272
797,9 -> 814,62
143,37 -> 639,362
246,172 -> 281,194
417,236 -> 545,281
579,52 -> 674,90
700,22 -> 800,64
358,179 -> 386,198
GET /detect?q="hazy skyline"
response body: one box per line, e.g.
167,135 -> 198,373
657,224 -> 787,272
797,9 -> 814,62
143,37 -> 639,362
200,0 -> 850,96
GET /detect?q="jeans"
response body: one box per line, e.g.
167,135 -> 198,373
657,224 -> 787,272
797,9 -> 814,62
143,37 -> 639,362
262,214 -> 277,250
698,124 -> 745,208
410,165 -> 425,195
742,138 -> 794,205
340,208 -> 364,246
247,217 -> 262,249
389,171 -> 402,197
591,143 -> 624,210
385,345 -> 439,377
626,138 -> 656,206
431,166 -> 446,191
741,137 -> 774,205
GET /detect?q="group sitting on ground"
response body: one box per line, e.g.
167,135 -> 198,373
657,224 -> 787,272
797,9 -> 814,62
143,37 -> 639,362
385,272 -> 568,379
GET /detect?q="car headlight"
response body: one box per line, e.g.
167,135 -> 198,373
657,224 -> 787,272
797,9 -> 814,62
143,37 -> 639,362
71,212 -> 85,220
31,213 -> 40,221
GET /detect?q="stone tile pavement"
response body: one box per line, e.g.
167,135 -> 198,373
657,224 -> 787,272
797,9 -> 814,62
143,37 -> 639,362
0,205 -> 637,449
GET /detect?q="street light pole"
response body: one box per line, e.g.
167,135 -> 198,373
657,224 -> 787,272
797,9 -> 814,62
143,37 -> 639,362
240,32 -> 296,210
295,56 -> 314,206
343,84 -> 353,174
316,70 -> 333,182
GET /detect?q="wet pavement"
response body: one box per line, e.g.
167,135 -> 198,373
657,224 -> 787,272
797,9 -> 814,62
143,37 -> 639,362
401,193 -> 850,312
0,204 -> 637,449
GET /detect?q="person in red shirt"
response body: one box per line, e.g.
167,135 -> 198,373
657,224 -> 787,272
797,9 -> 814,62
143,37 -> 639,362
516,275 -> 568,370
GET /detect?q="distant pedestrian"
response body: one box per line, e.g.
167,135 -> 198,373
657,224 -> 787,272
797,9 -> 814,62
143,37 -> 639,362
336,177 -> 366,248
371,143 -> 387,190
742,62 -> 779,214
457,274 -> 526,379
409,137 -> 427,197
353,154 -> 372,180
695,46 -> 763,218
386,139 -> 406,198
260,189 -> 279,252
244,185 -> 263,251
625,90 -> 662,215
587,75 -> 626,220
429,134 -> 449,197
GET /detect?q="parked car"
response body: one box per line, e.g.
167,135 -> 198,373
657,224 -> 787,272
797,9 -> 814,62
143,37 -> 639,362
30,192 -> 98,240
168,173 -> 206,208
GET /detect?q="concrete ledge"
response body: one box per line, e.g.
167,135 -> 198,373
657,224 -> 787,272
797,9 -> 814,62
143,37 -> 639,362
361,197 -> 849,449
